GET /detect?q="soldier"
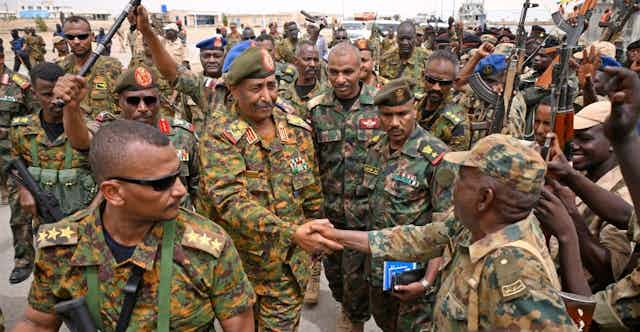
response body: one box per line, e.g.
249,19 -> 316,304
227,22 -> 242,49
77,65 -> 200,211
7,63 -> 96,284
381,29 -> 396,54
379,21 -> 426,99
59,16 -> 123,117
278,40 -> 324,121
275,21 -> 299,64
10,29 -> 30,72
418,50 -> 471,151
0,42 -> 32,205
13,120 -> 256,331
51,35 -> 69,63
313,134 -> 580,331
626,39 -> 640,74
363,78 -> 451,332
162,23 -> 188,66
242,27 -> 256,41
354,38 -> 385,90
533,96 -> 553,147
25,28 -> 45,66
134,6 -> 226,133
307,43 -> 382,331
198,45 -> 342,330
268,22 -> 282,42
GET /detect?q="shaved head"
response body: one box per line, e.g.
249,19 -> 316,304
329,42 -> 361,66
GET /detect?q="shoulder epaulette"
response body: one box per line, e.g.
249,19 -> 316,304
36,221 -> 79,249
366,134 -> 383,148
421,143 -> 447,166
442,108 -> 464,126
223,120 -> 249,145
11,73 -> 30,90
275,102 -> 296,115
11,115 -> 31,127
286,113 -> 312,131
181,223 -> 225,258
171,118 -> 195,133
307,93 -> 328,110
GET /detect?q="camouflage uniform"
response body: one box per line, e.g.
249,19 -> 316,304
379,48 -> 427,100
381,38 -> 396,54
307,84 -> 382,323
28,206 -> 256,329
367,135 -> 577,331
226,31 -> 242,50
198,104 -> 323,330
0,67 -> 31,183
275,38 -> 297,64
417,98 -> 471,151
8,111 -> 96,272
173,68 -> 228,135
363,125 -> 450,332
25,33 -> 45,65
161,37 -> 187,64
278,65 -> 325,121
58,54 -> 123,118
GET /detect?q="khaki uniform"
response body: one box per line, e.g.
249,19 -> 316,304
58,54 -> 123,118
28,206 -> 256,329
227,31 -> 242,49
161,37 -> 187,64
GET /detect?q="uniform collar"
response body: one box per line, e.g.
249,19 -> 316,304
329,83 -> 375,109
29,111 -> 69,146
70,205 -> 167,271
468,214 -> 538,264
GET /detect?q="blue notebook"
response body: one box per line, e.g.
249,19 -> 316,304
383,261 -> 418,291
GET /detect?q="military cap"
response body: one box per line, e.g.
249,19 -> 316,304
196,35 -> 226,50
574,101 -> 611,130
225,45 -> 275,86
481,34 -> 497,45
354,38 -> 373,52
445,134 -> 546,194
416,27 -> 425,36
600,55 -> 622,69
475,54 -> 507,78
374,78 -> 414,106
52,35 -> 65,44
494,43 -> 515,56
627,39 -> 640,51
163,23 -> 179,32
574,41 -> 616,59
114,65 -> 159,94
223,40 -> 254,73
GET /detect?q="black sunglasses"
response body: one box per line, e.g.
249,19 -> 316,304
110,169 -> 181,191
63,33 -> 90,41
424,74 -> 453,86
125,96 -> 158,107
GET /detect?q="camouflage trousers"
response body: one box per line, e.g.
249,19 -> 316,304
253,271 -> 304,332
324,247 -> 370,322
369,286 -> 434,332
7,177 -> 38,268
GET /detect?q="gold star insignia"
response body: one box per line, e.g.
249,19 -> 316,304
47,228 -> 60,240
210,238 -> 223,252
59,227 -> 74,239
198,233 -> 212,247
186,229 -> 200,243
37,231 -> 48,243
423,146 -> 433,154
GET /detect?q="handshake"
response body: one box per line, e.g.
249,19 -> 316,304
293,219 -> 344,255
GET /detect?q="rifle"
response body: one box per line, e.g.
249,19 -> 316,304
54,297 -> 98,332
300,10 -> 327,30
54,0 -> 141,109
600,0 -> 640,42
6,159 -> 65,224
467,0 -> 537,140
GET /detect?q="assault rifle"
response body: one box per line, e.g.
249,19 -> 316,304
467,0 -> 537,139
300,10 -> 328,30
600,0 -> 640,42
54,297 -> 98,332
6,159 -> 65,224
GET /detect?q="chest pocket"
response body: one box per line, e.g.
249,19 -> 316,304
439,290 -> 468,322
318,129 -> 342,143
356,117 -> 380,142
0,99 -> 19,129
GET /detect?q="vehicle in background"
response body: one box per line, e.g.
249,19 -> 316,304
342,20 -> 372,41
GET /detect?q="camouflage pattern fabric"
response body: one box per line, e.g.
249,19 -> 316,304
381,38 -> 397,54
28,206 -> 256,329
25,34 -> 45,64
308,84 -> 381,322
368,216 -> 577,331
58,54 -> 123,118
379,48 -> 427,100
362,125 -> 451,331
173,68 -> 229,133
417,99 -> 471,152
278,69 -> 325,121
275,38 -> 297,64
198,104 -> 323,330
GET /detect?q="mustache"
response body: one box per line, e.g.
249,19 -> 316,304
255,101 -> 273,110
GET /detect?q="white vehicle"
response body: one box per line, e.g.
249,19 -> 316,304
342,20 -> 371,41
372,20 -> 401,35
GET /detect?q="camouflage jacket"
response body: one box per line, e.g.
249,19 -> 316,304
0,67 -> 31,143
418,99 -> 472,151
362,125 -> 450,286
308,84 -> 382,228
173,68 -> 229,128
198,104 -> 323,295
369,215 -> 578,331
26,34 -> 46,60
380,48 -> 426,99
29,206 -> 256,329
460,88 -> 528,144
278,72 -> 325,122
275,38 -> 297,64
59,54 -> 123,117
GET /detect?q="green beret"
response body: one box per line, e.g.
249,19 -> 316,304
374,78 -> 414,106
225,47 -> 276,86
114,65 -> 159,94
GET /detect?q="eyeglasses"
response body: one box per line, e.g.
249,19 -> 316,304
125,96 -> 158,107
110,169 -> 181,191
63,33 -> 90,41
424,74 -> 453,86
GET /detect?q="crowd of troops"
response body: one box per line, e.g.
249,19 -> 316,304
1,2 -> 640,331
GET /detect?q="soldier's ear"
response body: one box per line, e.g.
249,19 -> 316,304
100,180 -> 126,207
477,187 -> 495,213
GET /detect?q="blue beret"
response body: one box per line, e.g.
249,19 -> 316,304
196,35 -> 226,50
475,54 -> 507,77
600,55 -> 622,69
223,40 -> 255,74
